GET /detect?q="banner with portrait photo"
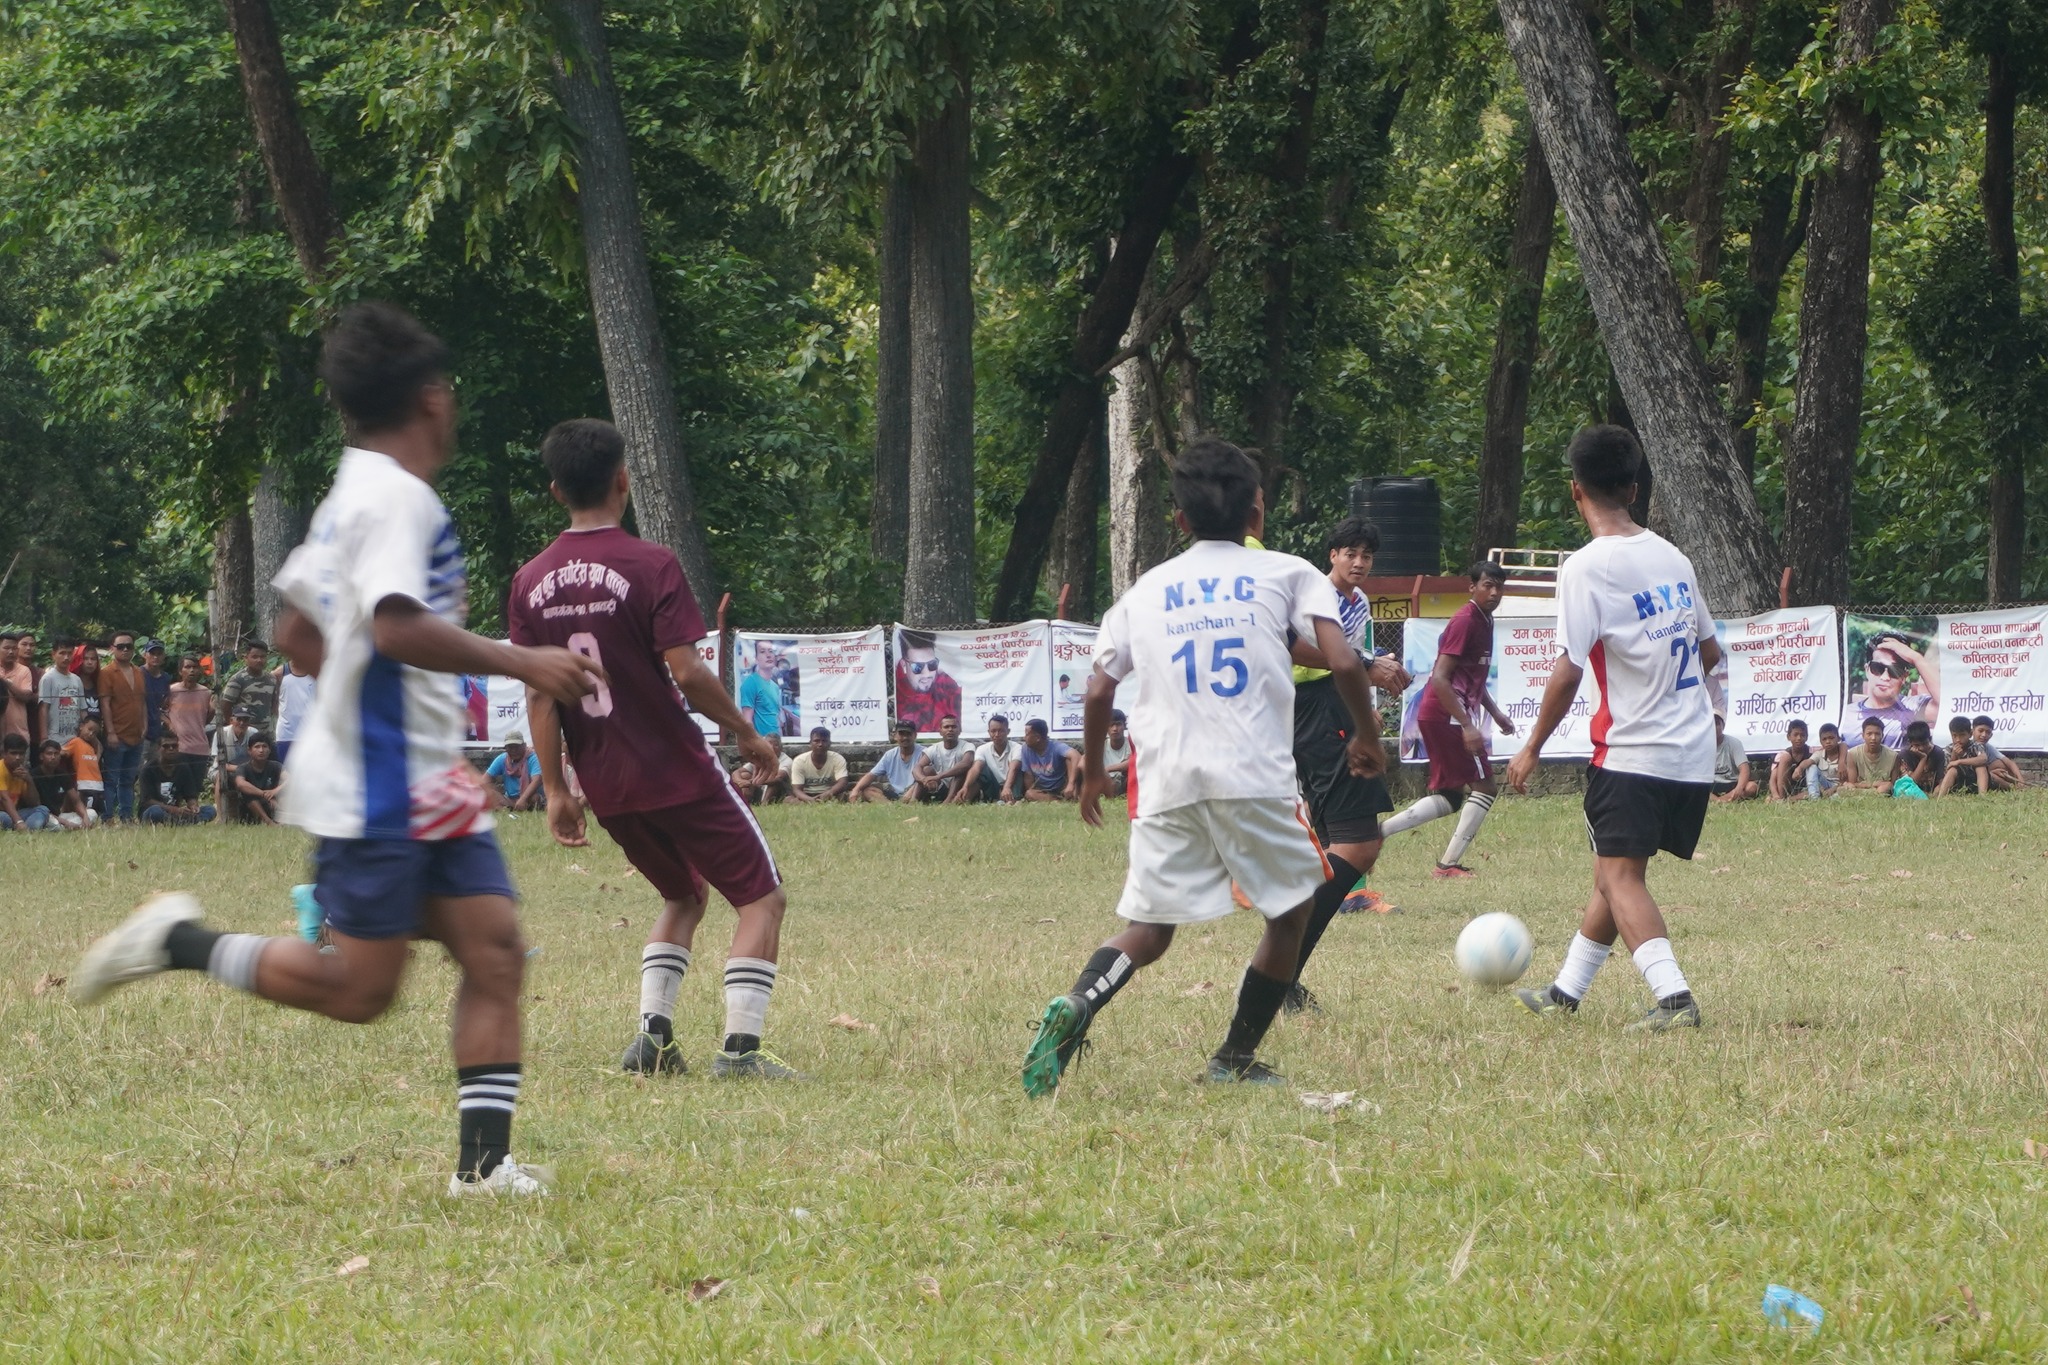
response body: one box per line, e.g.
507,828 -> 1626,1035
1049,621 -> 1098,736
1711,608 -> 1841,754
1936,606 -> 2048,750
1398,617 -> 1593,762
734,629 -> 888,744
899,621 -> 1054,737
1841,613 -> 1940,748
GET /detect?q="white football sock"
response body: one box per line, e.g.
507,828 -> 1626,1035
723,956 -> 777,1044
1380,793 -> 1454,837
639,941 -> 691,1028
1552,932 -> 1611,1001
207,933 -> 269,993
1630,937 -> 1690,1001
1439,790 -> 1494,865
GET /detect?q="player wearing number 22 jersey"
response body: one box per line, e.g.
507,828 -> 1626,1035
509,418 -> 797,1081
1021,438 -> 1385,1095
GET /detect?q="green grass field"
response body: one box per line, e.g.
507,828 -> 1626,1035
4,791 -> 2047,1361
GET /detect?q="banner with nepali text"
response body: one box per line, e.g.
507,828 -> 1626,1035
1936,606 -> 2048,750
899,621 -> 1054,737
733,629 -> 889,744
1712,608 -> 1842,754
1049,621 -> 1099,735
1397,616 -> 1596,763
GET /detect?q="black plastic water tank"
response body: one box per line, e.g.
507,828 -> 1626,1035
1349,477 -> 1440,576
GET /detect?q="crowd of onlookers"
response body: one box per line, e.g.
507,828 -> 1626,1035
1712,713 -> 2028,804
0,631 -> 308,832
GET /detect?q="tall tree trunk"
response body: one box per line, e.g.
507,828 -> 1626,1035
1783,0 -> 1890,609
1046,411 -> 1103,618
1109,296 -> 1177,598
550,0 -> 719,614
1727,174 -> 1805,478
990,151 -> 1196,618
250,463 -> 306,638
1983,48 -> 2024,601
1497,0 -> 1780,612
902,70 -> 978,626
872,169 -> 913,572
1470,132 -> 1557,563
1679,0 -> 1758,297
221,0 -> 338,280
211,508 -> 255,668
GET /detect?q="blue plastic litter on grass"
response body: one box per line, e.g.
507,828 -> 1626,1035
1762,1284 -> 1824,1333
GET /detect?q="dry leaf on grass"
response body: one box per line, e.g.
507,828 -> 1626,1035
1447,1222 -> 1480,1284
1890,869 -> 1914,879
126,860 -> 138,870
1036,917 -> 1056,924
623,868 -> 640,878
2023,1138 -> 2047,1163
566,863 -> 588,875
1182,981 -> 1215,996
32,973 -> 65,997
337,1255 -> 369,1277
611,917 -> 629,929
1299,1091 -> 1355,1114
687,1277 -> 729,1303
902,816 -> 920,824
1848,874 -> 1869,882
1709,866 -> 1733,876
916,1275 -> 942,1301
828,1013 -> 876,1032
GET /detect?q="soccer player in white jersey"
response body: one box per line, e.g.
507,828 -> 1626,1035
1020,438 -> 1384,1094
1505,425 -> 1721,1031
69,304 -> 604,1194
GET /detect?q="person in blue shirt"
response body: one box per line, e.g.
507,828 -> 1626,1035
854,722 -> 923,803
739,639 -> 788,740
1011,718 -> 1078,801
485,737 -> 544,811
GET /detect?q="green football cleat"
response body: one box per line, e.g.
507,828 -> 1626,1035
1623,996 -> 1702,1032
1515,985 -> 1576,1018
1201,1055 -> 1286,1086
621,1032 -> 686,1075
1020,993 -> 1092,1098
712,1048 -> 805,1079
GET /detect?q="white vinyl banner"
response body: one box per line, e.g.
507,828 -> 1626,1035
1049,621 -> 1098,736
734,629 -> 889,744
1713,608 -> 1842,754
470,633 -> 722,746
899,621 -> 1055,737
685,634 -> 721,738
1398,617 -> 1594,762
1937,606 -> 2048,750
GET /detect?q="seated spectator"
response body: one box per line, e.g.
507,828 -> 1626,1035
233,734 -> 287,824
64,715 -> 106,820
918,715 -> 976,804
33,738 -> 95,829
0,734 -> 48,830
139,734 -> 216,824
855,722 -> 923,803
1766,719 -> 1810,801
1933,716 -> 1987,796
966,714 -> 1020,804
1804,722 -> 1845,798
1710,716 -> 1759,802
1012,718 -> 1078,802
1103,709 -> 1133,797
1898,719 -> 1945,796
1841,717 -> 1901,793
486,737 -> 544,811
785,728 -> 850,803
1973,716 -> 2026,791
729,756 -> 771,806
214,707 -> 256,822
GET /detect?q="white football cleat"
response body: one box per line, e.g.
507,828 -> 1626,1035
70,892 -> 204,1005
447,1158 -> 551,1198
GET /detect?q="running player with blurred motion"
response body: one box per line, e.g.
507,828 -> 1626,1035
1506,425 -> 1720,1031
70,303 -> 605,1195
510,419 -> 798,1080
1020,438 -> 1383,1095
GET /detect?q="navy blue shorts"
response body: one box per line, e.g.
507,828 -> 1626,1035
311,831 -> 518,940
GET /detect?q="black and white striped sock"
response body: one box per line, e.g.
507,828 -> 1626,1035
455,1062 -> 521,1181
639,941 -> 691,1042
722,957 -> 777,1055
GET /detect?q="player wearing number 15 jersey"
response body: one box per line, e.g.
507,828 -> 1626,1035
508,419 -> 798,1080
1020,438 -> 1386,1096
1506,425 -> 1722,1032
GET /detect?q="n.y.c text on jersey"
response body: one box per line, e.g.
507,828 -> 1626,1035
1164,576 -> 1258,611
1631,582 -> 1695,620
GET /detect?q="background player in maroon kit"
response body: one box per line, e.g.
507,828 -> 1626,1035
509,419 -> 798,1079
1381,562 -> 1515,878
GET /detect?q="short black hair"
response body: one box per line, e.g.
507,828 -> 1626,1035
37,739 -> 62,756
1469,561 -> 1510,586
1786,719 -> 1808,733
1172,436 -> 1261,541
1861,716 -> 1883,731
243,639 -> 267,655
1,734 -> 24,753
1904,720 -> 1931,743
318,301 -> 450,433
1110,708 -> 1127,725
248,731 -> 273,748
1818,722 -> 1839,737
0,632 -> 17,643
1025,718 -> 1049,735
900,629 -> 936,652
988,713 -> 1010,727
541,418 -> 626,510
809,727 -> 830,741
1325,516 -> 1380,556
1947,715 -> 1971,734
1567,425 -> 1643,502
1971,714 -> 1995,729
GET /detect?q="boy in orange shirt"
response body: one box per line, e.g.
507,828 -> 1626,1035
64,715 -> 106,821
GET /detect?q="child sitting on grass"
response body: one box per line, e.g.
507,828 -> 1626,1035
1768,719 -> 1811,801
1933,715 -> 1987,796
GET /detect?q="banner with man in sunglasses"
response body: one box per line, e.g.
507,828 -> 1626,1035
1842,615 -> 1940,749
896,622 -> 1053,738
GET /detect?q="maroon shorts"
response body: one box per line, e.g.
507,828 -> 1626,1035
595,784 -> 782,908
1419,711 -> 1490,793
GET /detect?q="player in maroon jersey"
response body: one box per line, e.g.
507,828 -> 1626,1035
509,419 -> 798,1079
1381,562 -> 1516,877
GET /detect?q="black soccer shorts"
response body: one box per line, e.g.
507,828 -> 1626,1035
1582,765 -> 1710,861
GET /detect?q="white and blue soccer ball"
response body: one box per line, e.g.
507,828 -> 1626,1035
1454,912 -> 1533,987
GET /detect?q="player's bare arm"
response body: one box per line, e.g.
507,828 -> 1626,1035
1311,616 -> 1385,779
664,645 -> 780,777
274,606 -> 326,677
527,689 -> 587,847
1506,655 -> 1584,794
1078,666 -> 1120,829
373,595 -> 605,705
1429,652 -> 1485,755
